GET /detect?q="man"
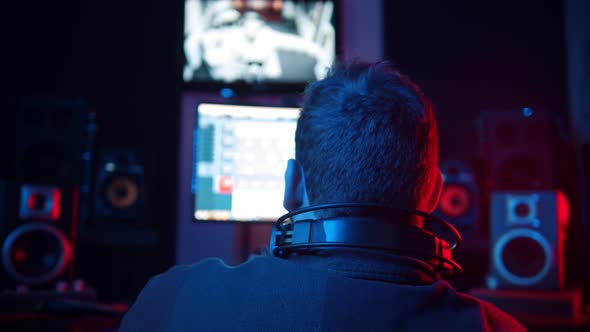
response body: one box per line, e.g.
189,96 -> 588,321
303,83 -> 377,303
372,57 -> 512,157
120,61 -> 525,331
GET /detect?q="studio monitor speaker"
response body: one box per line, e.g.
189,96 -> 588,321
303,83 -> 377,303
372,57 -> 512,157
94,150 -> 145,223
0,98 -> 95,287
487,191 -> 569,291
479,109 -> 555,190
434,160 -> 479,232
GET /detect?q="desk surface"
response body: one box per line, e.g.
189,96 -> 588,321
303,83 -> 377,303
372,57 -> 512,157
0,313 -> 123,332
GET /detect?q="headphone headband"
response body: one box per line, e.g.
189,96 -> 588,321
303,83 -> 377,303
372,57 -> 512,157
276,203 -> 462,249
270,203 -> 463,278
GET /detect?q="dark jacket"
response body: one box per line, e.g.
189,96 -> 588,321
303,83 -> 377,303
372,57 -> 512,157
120,249 -> 525,331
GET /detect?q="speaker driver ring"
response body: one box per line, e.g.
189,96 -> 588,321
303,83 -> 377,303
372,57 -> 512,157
1,223 -> 72,285
438,184 -> 472,218
493,228 -> 552,286
104,176 -> 139,210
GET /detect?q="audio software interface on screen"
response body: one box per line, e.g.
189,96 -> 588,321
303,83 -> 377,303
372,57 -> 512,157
193,103 -> 299,222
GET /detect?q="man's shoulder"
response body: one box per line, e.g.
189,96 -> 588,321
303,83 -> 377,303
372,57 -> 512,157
119,256 -> 282,331
410,281 -> 526,331
142,257 -> 226,287
153,255 -> 295,287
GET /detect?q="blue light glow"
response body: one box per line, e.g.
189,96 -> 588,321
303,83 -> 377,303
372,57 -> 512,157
220,88 -> 234,99
522,107 -> 534,117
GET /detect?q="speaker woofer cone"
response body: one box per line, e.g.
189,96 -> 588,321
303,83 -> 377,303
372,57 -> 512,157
1,223 -> 72,285
104,176 -> 140,210
438,184 -> 472,218
493,228 -> 552,286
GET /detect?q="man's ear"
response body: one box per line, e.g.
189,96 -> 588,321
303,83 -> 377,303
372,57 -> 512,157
283,159 -> 309,211
422,169 -> 443,213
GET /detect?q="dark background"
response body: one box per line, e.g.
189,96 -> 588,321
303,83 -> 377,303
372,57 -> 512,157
5,0 -> 185,300
3,0 -> 581,301
384,0 -> 568,162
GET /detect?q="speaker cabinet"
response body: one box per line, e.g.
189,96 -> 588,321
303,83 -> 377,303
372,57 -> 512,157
434,160 -> 479,232
479,109 -> 555,190
0,98 -> 95,287
94,150 -> 145,223
487,191 -> 569,290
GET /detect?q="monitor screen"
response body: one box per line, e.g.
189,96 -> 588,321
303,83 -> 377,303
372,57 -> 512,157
193,103 -> 299,222
183,0 -> 336,84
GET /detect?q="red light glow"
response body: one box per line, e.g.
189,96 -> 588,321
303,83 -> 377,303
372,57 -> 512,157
50,189 -> 61,220
556,191 -> 570,228
14,249 -> 26,263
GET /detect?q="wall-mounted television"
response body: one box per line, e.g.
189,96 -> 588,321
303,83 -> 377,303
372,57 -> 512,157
183,0 -> 336,87
193,102 -> 299,222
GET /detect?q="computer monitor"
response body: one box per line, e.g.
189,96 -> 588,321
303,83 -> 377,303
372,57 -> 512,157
193,102 -> 299,222
183,0 -> 336,86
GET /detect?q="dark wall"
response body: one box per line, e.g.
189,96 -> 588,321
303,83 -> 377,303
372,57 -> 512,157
383,0 -> 568,161
8,1 -> 184,300
13,1 -> 183,144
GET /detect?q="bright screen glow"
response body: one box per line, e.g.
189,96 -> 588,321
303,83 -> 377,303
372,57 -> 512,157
193,103 -> 299,221
183,0 -> 335,84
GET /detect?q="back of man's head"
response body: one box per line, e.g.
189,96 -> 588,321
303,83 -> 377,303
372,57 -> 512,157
295,61 -> 439,211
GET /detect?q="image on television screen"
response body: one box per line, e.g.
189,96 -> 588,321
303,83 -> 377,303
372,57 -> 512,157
193,103 -> 299,222
183,0 -> 336,84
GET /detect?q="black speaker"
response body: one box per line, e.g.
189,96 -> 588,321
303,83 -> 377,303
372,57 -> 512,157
434,160 -> 479,232
0,98 -> 95,287
0,179 -> 7,233
478,108 -> 555,190
487,191 -> 569,291
94,150 -> 145,223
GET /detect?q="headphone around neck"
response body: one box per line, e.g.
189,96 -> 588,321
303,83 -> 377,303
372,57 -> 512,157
269,203 -> 463,279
